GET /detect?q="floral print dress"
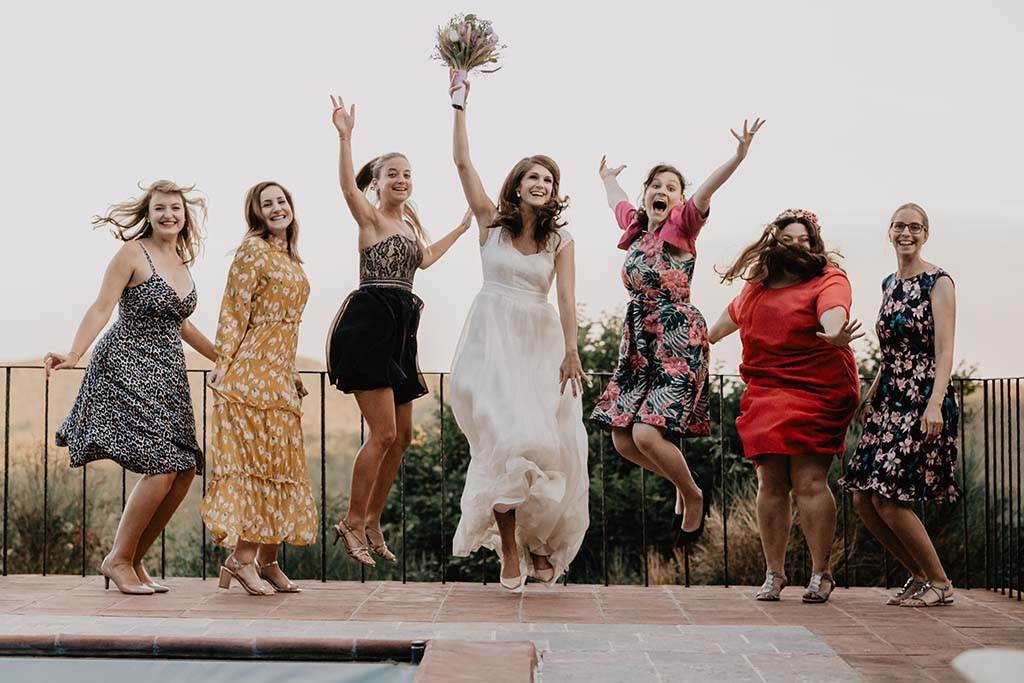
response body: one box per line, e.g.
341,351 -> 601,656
591,199 -> 710,438
201,235 -> 318,547
840,269 -> 961,502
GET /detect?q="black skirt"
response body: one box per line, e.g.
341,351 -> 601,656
326,286 -> 428,405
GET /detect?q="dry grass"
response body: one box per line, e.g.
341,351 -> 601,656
648,486 -> 860,586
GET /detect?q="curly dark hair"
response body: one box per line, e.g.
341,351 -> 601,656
718,211 -> 843,284
489,155 -> 568,252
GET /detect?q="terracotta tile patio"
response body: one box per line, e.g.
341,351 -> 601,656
1,575 -> 1022,682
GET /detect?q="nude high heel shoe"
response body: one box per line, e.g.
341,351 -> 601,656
101,557 -> 155,596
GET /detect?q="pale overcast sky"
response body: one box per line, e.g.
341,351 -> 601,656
2,0 -> 1021,376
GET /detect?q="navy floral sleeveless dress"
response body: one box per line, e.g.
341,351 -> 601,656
840,268 -> 960,502
56,243 -> 203,475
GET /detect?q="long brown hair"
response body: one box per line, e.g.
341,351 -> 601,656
490,155 -> 568,251
92,180 -> 206,265
718,209 -> 843,284
633,164 -> 688,230
243,181 -> 302,263
355,152 -> 428,244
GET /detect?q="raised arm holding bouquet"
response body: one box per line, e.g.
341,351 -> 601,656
445,62 -> 590,592
433,13 -> 504,109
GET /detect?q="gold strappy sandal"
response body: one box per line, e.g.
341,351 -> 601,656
333,520 -> 376,567
366,527 -> 397,563
218,554 -> 274,596
257,560 -> 302,593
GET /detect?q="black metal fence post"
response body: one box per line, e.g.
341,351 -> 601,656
719,375 -> 729,588
2,368 -> 8,577
201,372 -> 208,581
43,375 -> 49,576
320,373 -> 327,583
439,374 -> 447,584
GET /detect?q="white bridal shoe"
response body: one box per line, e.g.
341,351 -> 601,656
500,558 -> 526,593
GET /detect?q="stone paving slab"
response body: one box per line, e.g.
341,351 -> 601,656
3,576 -> 1024,681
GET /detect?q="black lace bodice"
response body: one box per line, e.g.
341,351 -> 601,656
359,234 -> 423,290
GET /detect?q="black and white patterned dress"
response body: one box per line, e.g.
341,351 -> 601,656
56,243 -> 203,475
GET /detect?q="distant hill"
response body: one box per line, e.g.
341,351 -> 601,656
1,354 -> 443,459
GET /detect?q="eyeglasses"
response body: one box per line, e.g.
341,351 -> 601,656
889,222 -> 927,235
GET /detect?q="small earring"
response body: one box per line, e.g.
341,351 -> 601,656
516,191 -> 521,198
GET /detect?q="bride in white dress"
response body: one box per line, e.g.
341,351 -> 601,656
448,76 -> 590,591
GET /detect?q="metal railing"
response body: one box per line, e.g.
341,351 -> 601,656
1,365 -> 1020,600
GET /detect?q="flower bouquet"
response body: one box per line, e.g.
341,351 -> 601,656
433,13 -> 505,109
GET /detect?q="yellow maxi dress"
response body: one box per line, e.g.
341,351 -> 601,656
201,234 -> 318,547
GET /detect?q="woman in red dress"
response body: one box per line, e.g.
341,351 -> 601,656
709,209 -> 862,603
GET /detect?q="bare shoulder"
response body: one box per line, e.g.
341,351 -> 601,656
112,240 -> 147,272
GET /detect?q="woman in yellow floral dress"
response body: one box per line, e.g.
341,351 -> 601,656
202,181 -> 318,595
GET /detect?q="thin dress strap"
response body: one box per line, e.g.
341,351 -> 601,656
138,242 -> 155,269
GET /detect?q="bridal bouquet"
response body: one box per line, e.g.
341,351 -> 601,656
433,13 -> 505,109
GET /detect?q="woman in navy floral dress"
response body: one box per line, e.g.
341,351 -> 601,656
840,202 -> 960,607
591,118 -> 764,545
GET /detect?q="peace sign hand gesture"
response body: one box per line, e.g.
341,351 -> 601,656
730,118 -> 765,160
816,319 -> 865,347
599,155 -> 626,181
330,95 -> 355,139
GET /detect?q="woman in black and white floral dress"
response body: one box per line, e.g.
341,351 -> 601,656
840,202 -> 960,607
46,180 -> 218,595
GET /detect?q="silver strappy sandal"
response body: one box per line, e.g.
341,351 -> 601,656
901,581 -> 954,607
755,570 -> 787,601
887,576 -> 926,606
802,571 -> 835,603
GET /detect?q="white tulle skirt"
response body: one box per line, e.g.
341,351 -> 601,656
450,282 -> 590,580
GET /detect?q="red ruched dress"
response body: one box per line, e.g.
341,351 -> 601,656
727,266 -> 860,460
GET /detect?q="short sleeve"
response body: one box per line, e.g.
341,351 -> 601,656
815,268 -> 852,319
554,228 -> 574,255
659,198 -> 707,252
614,201 -> 637,231
727,281 -> 755,326
932,269 -> 954,288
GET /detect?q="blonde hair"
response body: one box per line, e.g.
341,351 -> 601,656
355,153 -> 429,244
92,180 -> 206,265
890,202 -> 929,231
243,181 -> 302,263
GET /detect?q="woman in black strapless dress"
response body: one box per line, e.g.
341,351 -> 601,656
326,95 -> 471,567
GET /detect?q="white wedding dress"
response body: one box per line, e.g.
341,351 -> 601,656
450,226 -> 590,581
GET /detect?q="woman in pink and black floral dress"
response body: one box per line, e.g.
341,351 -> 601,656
591,118 -> 763,545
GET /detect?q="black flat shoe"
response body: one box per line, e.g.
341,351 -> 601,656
676,492 -> 711,547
